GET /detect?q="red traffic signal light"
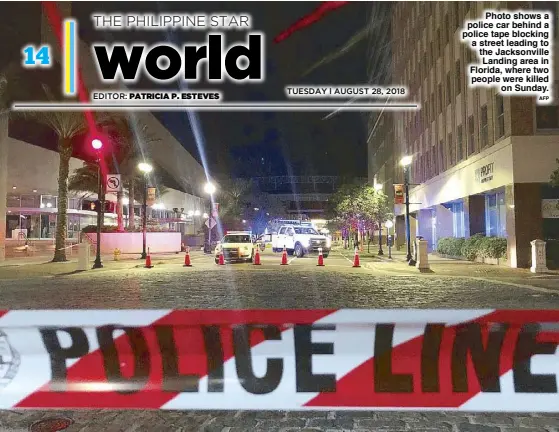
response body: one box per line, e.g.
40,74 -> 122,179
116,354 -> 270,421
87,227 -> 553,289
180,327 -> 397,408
91,138 -> 103,150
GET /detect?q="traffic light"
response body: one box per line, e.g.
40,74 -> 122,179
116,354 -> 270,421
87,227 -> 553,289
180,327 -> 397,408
83,200 -> 114,213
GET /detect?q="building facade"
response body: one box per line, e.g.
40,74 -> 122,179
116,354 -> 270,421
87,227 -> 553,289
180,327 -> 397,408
3,137 -> 207,256
387,1 -> 559,268
0,2 -> 210,259
367,3 -> 394,195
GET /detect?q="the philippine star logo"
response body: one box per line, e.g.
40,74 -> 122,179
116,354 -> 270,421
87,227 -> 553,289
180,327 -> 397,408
0,330 -> 20,389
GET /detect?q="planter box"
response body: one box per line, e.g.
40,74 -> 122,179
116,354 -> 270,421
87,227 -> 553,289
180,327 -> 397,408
84,232 -> 181,254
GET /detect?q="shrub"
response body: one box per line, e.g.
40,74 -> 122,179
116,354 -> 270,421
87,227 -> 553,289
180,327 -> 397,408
461,233 -> 486,261
437,237 -> 465,256
477,236 -> 507,259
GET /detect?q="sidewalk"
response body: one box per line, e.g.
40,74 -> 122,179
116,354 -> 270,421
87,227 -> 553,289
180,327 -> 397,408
0,251 -> 189,268
362,247 -> 559,286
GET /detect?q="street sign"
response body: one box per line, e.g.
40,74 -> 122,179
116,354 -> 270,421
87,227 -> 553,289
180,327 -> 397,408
394,184 -> 404,205
106,174 -> 122,193
205,218 -> 217,230
147,187 -> 156,206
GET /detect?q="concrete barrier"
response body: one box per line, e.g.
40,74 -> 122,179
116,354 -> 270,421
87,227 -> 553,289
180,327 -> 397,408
84,232 -> 181,254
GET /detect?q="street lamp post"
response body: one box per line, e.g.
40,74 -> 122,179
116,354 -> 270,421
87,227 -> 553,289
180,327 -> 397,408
204,181 -> 216,253
138,162 -> 153,260
400,155 -> 415,265
374,182 -> 384,255
92,139 -> 104,269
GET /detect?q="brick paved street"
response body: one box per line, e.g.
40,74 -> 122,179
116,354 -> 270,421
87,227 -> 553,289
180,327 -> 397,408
0,250 -> 558,431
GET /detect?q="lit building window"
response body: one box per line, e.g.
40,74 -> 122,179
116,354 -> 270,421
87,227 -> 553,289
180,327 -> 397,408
485,191 -> 507,237
536,105 -> 559,129
480,105 -> 489,148
495,94 -> 505,138
468,116 -> 476,155
457,125 -> 464,162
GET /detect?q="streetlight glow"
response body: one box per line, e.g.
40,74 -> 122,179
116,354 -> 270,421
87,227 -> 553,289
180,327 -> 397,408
204,182 -> 216,195
91,139 -> 103,150
188,210 -> 194,217
194,210 -> 201,216
385,220 -> 394,229
400,155 -> 413,167
138,162 -> 153,173
203,212 -> 209,218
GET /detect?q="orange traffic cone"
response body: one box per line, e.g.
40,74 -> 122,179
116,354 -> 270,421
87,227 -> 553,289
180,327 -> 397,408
253,247 -> 261,265
352,247 -> 361,268
218,250 -> 225,265
183,247 -> 192,267
317,248 -> 325,266
280,246 -> 288,265
145,248 -> 153,268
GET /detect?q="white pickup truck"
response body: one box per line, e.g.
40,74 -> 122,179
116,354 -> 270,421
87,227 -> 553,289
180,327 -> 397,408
272,225 -> 331,258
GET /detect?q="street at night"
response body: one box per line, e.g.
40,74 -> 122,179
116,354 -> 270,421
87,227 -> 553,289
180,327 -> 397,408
2,0 -> 559,430
0,250 -> 559,431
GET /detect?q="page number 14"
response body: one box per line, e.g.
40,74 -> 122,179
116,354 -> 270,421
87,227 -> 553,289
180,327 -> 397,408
22,45 -> 51,67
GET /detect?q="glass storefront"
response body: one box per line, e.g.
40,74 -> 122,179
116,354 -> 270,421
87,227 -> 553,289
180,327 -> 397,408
6,193 -> 197,239
485,191 -> 507,237
6,193 -> 105,240
451,201 -> 465,237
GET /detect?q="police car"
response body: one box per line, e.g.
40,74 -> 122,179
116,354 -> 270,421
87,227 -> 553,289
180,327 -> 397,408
214,231 -> 255,263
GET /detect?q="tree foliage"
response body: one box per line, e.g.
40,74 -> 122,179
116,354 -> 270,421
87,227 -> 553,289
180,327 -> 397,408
328,183 -> 393,233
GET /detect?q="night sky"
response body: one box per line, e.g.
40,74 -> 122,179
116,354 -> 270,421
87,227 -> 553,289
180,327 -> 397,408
2,2 -> 370,178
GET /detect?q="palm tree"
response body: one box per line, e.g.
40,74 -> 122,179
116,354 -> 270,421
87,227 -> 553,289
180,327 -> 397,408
217,178 -> 252,223
69,161 -> 169,229
25,85 -> 113,262
68,161 -> 99,196
102,117 -> 161,230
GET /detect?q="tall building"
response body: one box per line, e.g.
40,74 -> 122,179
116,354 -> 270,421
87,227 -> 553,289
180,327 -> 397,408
367,3 -> 394,198
389,1 -> 559,268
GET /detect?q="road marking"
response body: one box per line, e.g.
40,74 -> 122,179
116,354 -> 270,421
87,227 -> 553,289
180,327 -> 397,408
339,252 -> 356,264
288,256 -> 297,265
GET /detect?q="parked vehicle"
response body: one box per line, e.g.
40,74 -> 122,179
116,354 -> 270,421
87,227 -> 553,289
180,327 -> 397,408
271,225 -> 331,258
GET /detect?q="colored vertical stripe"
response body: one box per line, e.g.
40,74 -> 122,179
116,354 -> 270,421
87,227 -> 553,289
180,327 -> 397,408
64,19 -> 76,96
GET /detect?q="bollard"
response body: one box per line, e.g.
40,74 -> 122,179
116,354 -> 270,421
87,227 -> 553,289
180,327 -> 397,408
415,239 -> 430,271
77,242 -> 90,271
113,248 -> 121,261
530,239 -> 548,273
